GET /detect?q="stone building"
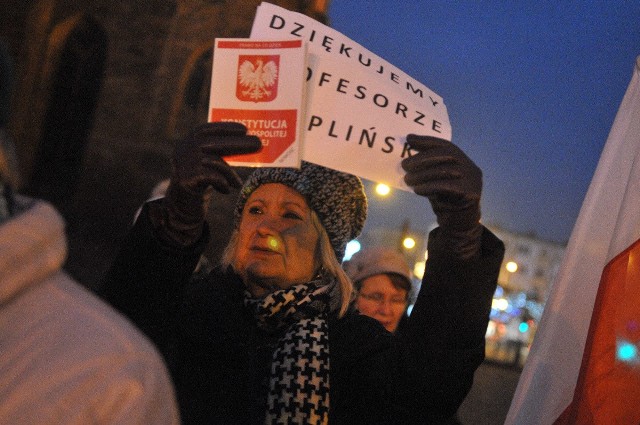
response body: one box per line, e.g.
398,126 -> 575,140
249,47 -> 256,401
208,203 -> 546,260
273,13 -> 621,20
1,0 -> 329,287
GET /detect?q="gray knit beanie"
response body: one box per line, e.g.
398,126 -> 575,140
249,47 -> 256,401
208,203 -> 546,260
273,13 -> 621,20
235,161 -> 368,261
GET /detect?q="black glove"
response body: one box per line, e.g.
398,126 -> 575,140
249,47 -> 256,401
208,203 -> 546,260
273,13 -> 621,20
401,134 -> 483,259
152,122 -> 262,246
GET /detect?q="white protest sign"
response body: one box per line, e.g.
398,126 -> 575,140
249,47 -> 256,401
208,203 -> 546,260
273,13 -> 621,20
251,2 -> 451,190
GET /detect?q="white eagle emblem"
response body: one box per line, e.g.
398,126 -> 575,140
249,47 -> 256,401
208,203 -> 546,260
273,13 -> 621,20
237,58 -> 279,101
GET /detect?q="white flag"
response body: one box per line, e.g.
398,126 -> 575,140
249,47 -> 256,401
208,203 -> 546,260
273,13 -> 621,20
505,55 -> 640,424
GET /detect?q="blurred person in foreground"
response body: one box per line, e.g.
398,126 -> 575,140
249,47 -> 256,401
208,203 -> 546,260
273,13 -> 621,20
100,122 -> 505,424
0,131 -> 180,424
343,246 -> 413,333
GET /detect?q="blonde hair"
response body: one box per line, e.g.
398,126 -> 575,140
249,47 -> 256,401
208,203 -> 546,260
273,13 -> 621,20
221,210 -> 354,317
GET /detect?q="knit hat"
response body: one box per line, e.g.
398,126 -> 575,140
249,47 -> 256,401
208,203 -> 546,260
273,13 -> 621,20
235,162 -> 368,261
343,246 -> 412,286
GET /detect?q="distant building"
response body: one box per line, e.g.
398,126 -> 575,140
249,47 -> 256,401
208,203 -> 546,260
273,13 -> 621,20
358,220 -> 566,304
488,225 -> 566,302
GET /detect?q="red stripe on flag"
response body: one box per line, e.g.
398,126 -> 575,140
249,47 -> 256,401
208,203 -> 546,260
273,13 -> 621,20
554,237 -> 640,424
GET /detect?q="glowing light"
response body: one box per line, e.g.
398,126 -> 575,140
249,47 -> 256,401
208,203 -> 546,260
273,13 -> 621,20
492,298 -> 509,311
267,236 -> 279,250
519,322 -> 529,333
375,183 -> 391,196
485,320 -> 496,337
402,237 -> 416,250
413,261 -> 425,280
343,240 -> 361,261
617,340 -> 638,363
505,261 -> 518,273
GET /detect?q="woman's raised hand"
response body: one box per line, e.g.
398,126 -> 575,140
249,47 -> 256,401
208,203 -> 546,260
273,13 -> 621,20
401,135 -> 483,259
159,122 -> 261,246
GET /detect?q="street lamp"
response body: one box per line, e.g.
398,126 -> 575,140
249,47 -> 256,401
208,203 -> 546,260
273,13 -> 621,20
504,261 -> 518,290
343,240 -> 361,261
402,237 -> 416,250
413,261 -> 425,280
375,183 -> 391,196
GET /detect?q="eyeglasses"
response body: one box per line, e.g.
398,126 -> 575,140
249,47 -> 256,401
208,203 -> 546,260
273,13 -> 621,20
358,292 -> 407,306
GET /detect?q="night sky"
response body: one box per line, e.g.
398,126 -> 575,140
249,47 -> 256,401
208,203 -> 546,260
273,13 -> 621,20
327,1 -> 640,244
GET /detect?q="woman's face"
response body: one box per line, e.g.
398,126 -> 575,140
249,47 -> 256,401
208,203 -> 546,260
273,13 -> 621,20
233,183 -> 321,297
355,274 -> 408,333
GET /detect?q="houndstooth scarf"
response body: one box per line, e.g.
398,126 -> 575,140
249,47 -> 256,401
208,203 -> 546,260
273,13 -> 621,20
244,274 -> 340,425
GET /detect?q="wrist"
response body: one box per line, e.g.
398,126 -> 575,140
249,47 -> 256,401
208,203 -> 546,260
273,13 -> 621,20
435,224 -> 483,260
147,188 -> 205,248
432,198 -> 482,259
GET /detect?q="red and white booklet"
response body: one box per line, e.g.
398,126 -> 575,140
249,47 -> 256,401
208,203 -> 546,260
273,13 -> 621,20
208,38 -> 306,167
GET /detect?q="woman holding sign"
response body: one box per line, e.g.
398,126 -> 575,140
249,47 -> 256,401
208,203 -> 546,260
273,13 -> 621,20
101,122 -> 504,424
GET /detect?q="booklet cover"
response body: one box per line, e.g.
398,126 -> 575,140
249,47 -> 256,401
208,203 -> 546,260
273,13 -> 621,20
208,38 -> 306,167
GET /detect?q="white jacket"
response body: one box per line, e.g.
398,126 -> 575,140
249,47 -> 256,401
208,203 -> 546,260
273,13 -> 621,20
0,200 -> 180,424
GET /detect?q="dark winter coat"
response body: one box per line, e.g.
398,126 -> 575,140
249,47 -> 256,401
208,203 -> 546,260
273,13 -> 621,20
101,203 -> 504,424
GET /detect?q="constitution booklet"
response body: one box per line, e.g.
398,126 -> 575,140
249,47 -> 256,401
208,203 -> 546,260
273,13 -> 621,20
208,38 -> 306,167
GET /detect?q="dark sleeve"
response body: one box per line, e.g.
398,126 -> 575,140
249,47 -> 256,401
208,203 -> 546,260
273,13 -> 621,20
98,200 -> 208,353
393,226 -> 505,422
